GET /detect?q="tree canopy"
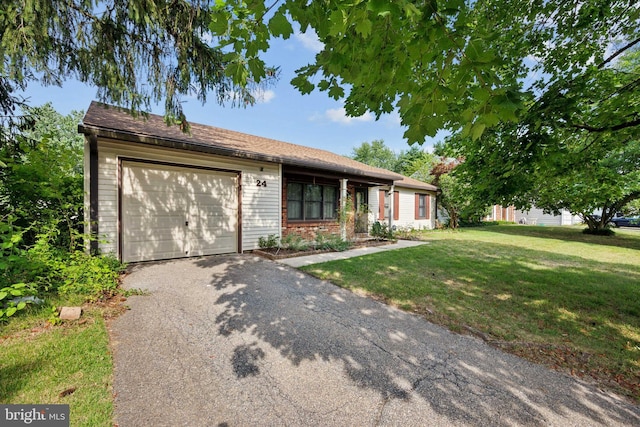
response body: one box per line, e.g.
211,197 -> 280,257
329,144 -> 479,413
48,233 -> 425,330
444,46 -> 640,231
0,0 -> 277,130
350,140 -> 435,179
209,0 -> 639,144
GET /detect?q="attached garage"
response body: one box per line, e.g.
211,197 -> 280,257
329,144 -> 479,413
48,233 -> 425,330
120,160 -> 240,262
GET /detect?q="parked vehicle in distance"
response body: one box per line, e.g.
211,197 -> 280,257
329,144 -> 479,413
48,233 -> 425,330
610,216 -> 640,227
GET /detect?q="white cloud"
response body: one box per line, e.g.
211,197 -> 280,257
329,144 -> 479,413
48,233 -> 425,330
295,30 -> 324,53
223,89 -> 276,105
324,107 -> 374,125
255,89 -> 276,104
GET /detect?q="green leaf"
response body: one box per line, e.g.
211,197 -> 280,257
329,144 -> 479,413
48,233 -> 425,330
0,291 -> 7,300
367,0 -> 391,15
17,301 -> 26,310
6,306 -> 17,317
355,19 -> 372,38
460,122 -> 473,139
328,9 -> 347,36
328,84 -> 345,99
471,122 -> 486,141
225,61 -> 249,86
403,3 -> 422,19
209,12 -> 230,35
268,12 -> 293,39
483,113 -> 501,127
291,75 -> 315,94
247,58 -> 266,81
318,79 -> 331,91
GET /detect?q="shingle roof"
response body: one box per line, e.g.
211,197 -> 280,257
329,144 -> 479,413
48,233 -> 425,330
393,175 -> 439,192
79,101 -> 437,192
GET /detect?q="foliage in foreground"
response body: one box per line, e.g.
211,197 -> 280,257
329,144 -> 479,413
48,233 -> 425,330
0,1 -> 277,128
1,104 -> 123,321
301,226 -> 640,401
210,1 -> 638,145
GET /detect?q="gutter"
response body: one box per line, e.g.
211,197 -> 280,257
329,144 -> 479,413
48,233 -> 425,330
78,124 -> 400,183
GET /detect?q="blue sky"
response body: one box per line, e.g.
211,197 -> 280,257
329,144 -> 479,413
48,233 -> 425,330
20,31 -> 445,157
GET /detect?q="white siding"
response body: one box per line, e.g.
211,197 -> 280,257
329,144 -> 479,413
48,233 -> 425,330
89,138 -> 280,258
367,186 -> 436,230
515,207 -> 582,226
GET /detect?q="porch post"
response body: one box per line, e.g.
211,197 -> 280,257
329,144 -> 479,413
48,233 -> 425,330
388,184 -> 395,231
340,178 -> 348,240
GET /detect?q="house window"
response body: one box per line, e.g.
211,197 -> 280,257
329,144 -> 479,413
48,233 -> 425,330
379,190 -> 399,220
415,194 -> 430,219
287,182 -> 337,220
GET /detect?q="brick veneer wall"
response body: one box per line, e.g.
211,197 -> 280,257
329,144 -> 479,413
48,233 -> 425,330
282,177 -> 357,240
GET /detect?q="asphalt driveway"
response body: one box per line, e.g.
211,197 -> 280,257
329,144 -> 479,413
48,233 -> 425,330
110,254 -> 640,426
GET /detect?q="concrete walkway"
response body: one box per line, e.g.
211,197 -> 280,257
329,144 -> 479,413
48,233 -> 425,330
111,255 -> 640,426
277,239 -> 428,267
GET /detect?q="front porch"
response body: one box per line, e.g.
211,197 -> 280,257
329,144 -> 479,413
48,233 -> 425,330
281,165 -> 394,241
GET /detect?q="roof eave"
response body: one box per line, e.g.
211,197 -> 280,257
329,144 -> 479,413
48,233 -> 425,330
394,182 -> 439,192
78,124 -> 400,183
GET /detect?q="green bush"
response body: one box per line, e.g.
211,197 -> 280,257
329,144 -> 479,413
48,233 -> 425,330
583,227 -> 615,236
281,233 -> 309,251
394,226 -> 422,240
24,227 -> 124,299
258,234 -> 279,249
314,233 -> 351,251
0,104 -> 125,322
371,221 -> 394,239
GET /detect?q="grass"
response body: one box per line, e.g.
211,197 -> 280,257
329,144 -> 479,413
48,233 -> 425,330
0,302 -> 118,426
301,225 -> 640,401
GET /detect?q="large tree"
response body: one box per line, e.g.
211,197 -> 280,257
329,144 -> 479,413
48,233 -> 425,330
444,47 -> 640,232
209,0 -> 639,144
350,140 -> 435,178
350,140 -> 397,171
0,0 -> 276,130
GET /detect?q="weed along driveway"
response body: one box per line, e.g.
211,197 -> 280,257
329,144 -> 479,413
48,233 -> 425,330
110,255 -> 640,426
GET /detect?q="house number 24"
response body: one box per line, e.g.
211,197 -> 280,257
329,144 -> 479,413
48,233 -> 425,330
256,180 -> 267,187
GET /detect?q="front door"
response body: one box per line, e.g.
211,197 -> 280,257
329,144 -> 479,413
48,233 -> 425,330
355,188 -> 368,233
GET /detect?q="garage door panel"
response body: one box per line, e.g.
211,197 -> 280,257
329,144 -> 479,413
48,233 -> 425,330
121,161 -> 238,262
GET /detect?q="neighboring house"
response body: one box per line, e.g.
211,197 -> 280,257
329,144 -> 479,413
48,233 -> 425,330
80,102 -> 438,262
487,205 -> 582,226
487,205 -> 516,222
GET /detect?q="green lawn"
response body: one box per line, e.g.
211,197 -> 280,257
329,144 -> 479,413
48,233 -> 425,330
301,225 -> 640,401
0,306 -> 115,426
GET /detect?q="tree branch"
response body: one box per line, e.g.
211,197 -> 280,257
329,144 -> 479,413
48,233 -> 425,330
598,36 -> 640,69
612,190 -> 640,213
572,117 -> 640,133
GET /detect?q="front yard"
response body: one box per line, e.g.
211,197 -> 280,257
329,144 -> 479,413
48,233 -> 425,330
301,225 -> 640,402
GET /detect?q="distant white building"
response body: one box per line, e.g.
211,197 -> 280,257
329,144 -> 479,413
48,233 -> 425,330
487,205 -> 583,226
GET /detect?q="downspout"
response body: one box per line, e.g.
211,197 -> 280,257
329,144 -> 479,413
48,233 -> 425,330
340,178 -> 348,240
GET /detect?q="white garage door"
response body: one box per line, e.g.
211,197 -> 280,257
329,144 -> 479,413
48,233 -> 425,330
121,161 -> 239,262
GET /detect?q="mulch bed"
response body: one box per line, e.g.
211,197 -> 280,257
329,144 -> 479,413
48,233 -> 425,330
253,239 -> 395,260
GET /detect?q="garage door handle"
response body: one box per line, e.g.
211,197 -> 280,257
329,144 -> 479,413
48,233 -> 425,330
185,221 -> 189,227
